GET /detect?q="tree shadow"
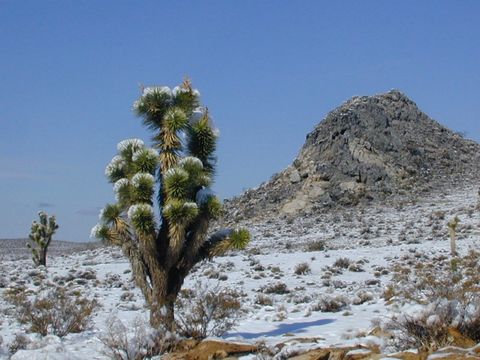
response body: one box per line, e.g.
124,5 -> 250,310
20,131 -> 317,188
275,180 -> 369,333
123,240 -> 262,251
225,318 -> 336,339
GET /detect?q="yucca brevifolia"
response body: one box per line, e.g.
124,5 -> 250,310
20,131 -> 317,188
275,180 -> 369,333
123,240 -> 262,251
447,216 -> 460,257
91,79 -> 250,330
27,211 -> 59,267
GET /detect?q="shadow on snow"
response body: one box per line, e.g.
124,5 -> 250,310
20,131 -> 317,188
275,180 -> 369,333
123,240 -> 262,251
225,318 -> 336,339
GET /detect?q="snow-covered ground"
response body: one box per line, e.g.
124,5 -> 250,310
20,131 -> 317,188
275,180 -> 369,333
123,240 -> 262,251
0,185 -> 479,359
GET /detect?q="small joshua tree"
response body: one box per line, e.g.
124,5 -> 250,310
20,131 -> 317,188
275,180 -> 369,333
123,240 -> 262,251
27,211 -> 59,267
92,79 -> 250,330
447,216 -> 459,257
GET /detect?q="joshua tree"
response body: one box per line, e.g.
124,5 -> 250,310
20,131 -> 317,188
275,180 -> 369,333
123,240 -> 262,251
28,211 -> 59,267
447,216 -> 460,257
91,80 -> 250,330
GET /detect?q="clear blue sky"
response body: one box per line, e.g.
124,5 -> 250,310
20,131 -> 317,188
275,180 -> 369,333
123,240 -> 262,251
1,1 -> 479,241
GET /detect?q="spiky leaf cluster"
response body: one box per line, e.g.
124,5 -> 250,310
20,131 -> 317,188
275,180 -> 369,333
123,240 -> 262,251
206,228 -> 251,258
187,112 -> 217,174
93,139 -> 159,241
128,204 -> 155,234
163,200 -> 198,225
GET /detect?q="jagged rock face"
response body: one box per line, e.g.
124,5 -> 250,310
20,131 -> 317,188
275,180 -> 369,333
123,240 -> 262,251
224,90 -> 480,222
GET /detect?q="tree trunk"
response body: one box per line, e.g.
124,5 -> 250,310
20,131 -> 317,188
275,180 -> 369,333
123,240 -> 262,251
150,297 -> 175,331
148,267 -> 187,331
39,248 -> 47,267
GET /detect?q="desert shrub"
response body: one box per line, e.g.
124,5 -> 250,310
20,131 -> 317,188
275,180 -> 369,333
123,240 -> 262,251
385,250 -> 480,350
352,290 -> 373,305
0,275 -> 7,288
273,308 -> 287,322
262,282 -> 289,295
255,294 -> 273,306
305,240 -> 326,252
291,294 -> 312,305
120,291 -> 135,302
174,283 -> 243,339
8,333 -> 30,355
7,285 -> 97,337
270,266 -> 282,274
389,250 -> 480,305
311,294 -> 349,312
365,278 -> 380,286
382,285 -> 395,301
432,210 -> 446,220
104,273 -> 124,288
294,262 -> 311,275
203,268 -> 221,279
388,300 -> 480,351
333,257 -> 351,269
100,316 -> 179,360
253,264 -> 265,272
3,285 -> 29,307
348,263 -> 364,272
459,309 -> 480,341
254,339 -> 278,358
387,301 -> 457,351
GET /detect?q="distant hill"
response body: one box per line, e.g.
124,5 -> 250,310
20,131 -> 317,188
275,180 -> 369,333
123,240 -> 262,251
0,238 -> 102,261
224,90 -> 480,222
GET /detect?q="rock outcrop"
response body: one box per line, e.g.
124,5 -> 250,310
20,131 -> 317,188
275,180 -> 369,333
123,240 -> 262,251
224,90 -> 480,222
161,339 -> 480,360
161,340 -> 257,360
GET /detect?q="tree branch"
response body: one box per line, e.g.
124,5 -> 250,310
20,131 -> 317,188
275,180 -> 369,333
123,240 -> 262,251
196,228 -> 235,261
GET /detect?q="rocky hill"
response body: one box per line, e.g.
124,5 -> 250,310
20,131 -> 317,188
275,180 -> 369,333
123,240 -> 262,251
224,90 -> 480,222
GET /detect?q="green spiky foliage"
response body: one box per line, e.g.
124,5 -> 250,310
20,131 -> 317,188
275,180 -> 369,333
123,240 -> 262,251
27,211 -> 59,267
92,79 -> 250,330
